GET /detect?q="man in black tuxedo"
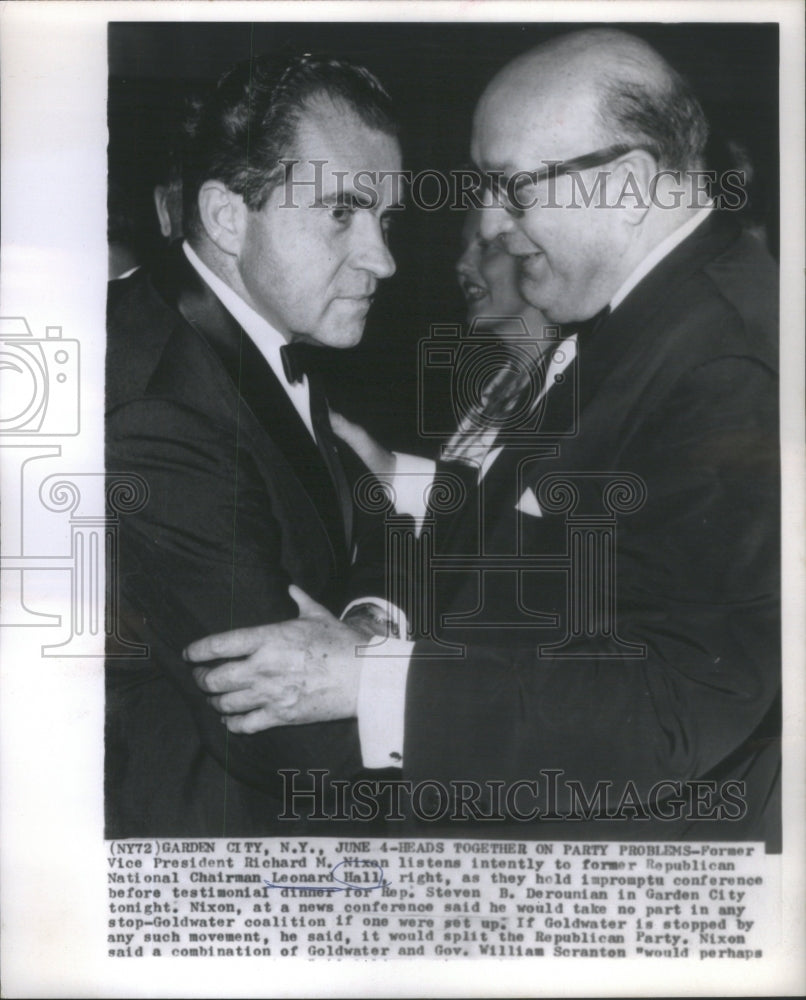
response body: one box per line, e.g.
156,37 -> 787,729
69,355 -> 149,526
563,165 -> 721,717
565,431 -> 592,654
187,31 -> 780,846
105,54 -> 403,837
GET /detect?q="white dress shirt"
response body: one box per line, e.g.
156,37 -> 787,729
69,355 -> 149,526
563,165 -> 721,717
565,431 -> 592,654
183,242 -> 316,439
358,204 -> 715,768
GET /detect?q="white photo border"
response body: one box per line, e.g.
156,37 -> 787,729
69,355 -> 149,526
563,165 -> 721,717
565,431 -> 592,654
1,1 -> 803,996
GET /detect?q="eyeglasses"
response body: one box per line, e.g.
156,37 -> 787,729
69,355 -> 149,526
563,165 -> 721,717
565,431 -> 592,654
470,143 -> 655,217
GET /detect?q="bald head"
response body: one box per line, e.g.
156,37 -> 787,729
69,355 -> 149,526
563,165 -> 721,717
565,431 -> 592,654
486,28 -> 674,94
473,29 -> 708,172
468,29 -> 711,324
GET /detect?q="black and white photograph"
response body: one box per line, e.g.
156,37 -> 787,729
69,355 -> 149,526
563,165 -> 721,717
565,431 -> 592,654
1,1 -> 804,996
106,19 -> 781,843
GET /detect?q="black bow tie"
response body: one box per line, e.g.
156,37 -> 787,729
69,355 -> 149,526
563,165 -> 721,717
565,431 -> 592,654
280,342 -> 312,385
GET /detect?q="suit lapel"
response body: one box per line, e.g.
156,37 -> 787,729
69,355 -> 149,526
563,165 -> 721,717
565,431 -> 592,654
151,244 -> 348,567
574,212 -> 742,417
503,212 -> 747,498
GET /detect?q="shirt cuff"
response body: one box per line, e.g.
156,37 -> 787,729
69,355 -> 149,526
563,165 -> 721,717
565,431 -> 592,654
390,452 -> 436,533
356,638 -> 413,769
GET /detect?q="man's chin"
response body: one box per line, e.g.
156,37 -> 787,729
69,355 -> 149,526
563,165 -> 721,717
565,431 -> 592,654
517,276 -> 552,316
516,279 -> 571,326
310,323 -> 367,350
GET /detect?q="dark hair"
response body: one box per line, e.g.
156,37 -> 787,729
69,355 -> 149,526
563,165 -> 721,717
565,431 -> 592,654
599,68 -> 709,172
183,52 -> 398,240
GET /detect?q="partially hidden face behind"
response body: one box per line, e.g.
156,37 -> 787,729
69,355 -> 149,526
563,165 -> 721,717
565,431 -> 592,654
236,94 -> 403,348
455,210 -> 530,325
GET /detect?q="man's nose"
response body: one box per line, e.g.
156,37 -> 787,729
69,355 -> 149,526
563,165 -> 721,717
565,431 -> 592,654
354,216 -> 396,279
478,199 -> 514,243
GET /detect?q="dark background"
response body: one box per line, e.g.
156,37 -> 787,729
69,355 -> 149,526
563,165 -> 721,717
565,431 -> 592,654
108,21 -> 779,452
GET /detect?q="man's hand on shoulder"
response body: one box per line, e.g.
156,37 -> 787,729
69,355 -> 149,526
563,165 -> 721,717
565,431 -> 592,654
185,586 -> 362,734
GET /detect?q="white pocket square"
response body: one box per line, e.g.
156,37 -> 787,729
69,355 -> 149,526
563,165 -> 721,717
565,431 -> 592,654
516,487 -> 543,517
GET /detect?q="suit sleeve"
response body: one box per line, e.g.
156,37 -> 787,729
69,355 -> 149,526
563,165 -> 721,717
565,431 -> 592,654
403,355 -> 780,802
107,396 -> 362,797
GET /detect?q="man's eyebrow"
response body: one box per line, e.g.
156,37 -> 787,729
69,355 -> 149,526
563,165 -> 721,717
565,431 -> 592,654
318,190 -> 407,213
319,191 -> 374,209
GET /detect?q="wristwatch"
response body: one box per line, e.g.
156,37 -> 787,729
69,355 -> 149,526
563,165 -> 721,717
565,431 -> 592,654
342,602 -> 400,639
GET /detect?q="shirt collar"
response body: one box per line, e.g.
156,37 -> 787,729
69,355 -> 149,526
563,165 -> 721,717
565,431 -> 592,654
182,241 -> 290,364
182,241 -> 316,439
609,204 -> 714,312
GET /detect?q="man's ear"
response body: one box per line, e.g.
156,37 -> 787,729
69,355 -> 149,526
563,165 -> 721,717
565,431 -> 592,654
197,181 -> 246,255
611,149 -> 656,226
153,185 -> 173,238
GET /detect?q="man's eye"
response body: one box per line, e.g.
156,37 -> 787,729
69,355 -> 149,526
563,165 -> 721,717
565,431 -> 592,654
503,179 -> 534,218
504,200 -> 526,220
329,206 -> 354,223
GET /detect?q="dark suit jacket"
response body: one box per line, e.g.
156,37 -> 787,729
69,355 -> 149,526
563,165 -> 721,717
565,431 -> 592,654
105,244 -> 365,838
404,214 -> 781,846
